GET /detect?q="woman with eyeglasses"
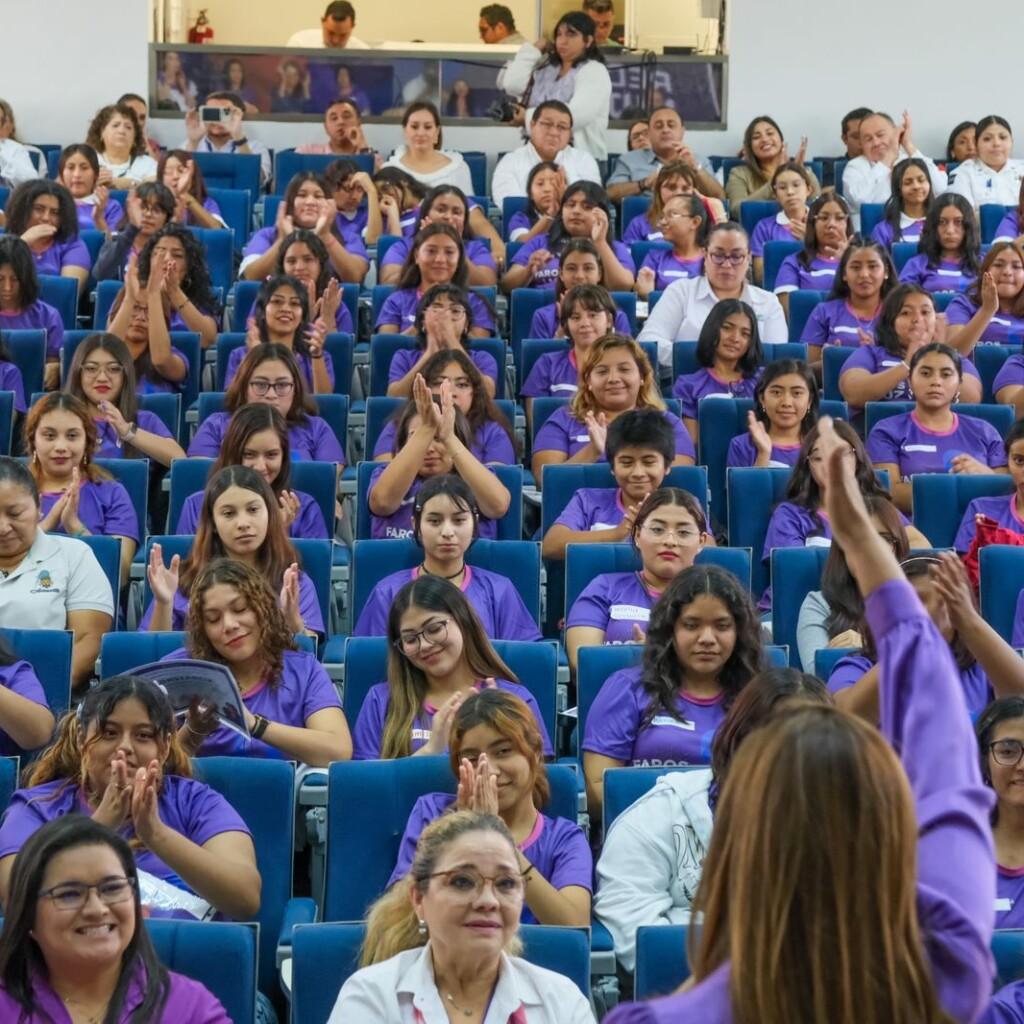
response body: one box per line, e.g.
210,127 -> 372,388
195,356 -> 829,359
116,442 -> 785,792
0,816 -> 231,1022
329,811 -> 595,1022
93,182 -> 176,283
635,194 -> 707,299
351,576 -> 553,761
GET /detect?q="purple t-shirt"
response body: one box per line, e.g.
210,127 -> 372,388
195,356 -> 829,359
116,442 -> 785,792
242,224 -> 368,262
995,866 -> 1024,930
94,410 -> 173,459
376,287 -> 495,334
946,294 -> 1024,344
387,794 -> 592,923
31,237 -> 92,276
898,254 -> 975,294
367,465 -> 499,541
387,346 -> 497,387
0,660 -> 49,757
750,213 -> 799,257
373,417 -> 514,465
994,211 -> 1021,243
605,578 -> 997,1024
993,354 -> 1024,397
801,298 -> 879,349
176,487 -> 328,540
225,343 -> 335,393
335,207 -> 368,246
0,360 -> 26,413
759,500 -> 832,610
0,301 -> 64,358
135,346 -> 190,397
840,344 -> 980,405
871,217 -> 925,248
38,478 -> 140,543
243,295 -> 353,337
567,571 -> 659,645
0,775 -> 250,899
982,980 -> 1024,1024
139,569 -> 324,636
352,678 -> 553,759
954,493 -> 1024,553
866,411 -> 1006,479
672,367 -> 761,419
622,214 -> 662,245
354,565 -> 540,641
583,664 -> 725,766
75,197 -> 125,232
161,647 -> 341,758
382,236 -> 495,273
553,487 -> 627,532
527,303 -> 632,341
640,249 -> 704,290
188,411 -> 345,464
774,253 -> 840,293
512,233 -> 636,288
726,433 -> 801,469
1014,591 -> 1024,649
521,348 -> 580,399
533,405 -> 694,462
507,210 -> 535,241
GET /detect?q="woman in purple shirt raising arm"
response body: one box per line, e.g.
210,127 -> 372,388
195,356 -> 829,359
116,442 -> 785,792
606,414 -> 997,1024
0,817 -> 230,1023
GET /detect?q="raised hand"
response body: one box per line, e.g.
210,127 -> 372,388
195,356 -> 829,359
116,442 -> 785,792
435,378 -> 456,442
320,277 -> 341,330
279,561 -> 304,633
933,312 -> 949,346
636,266 -> 657,299
126,189 -> 144,230
20,222 -> 57,247
619,494 -> 647,539
422,690 -> 465,755
245,316 -> 261,350
92,184 -> 111,229
590,207 -> 610,242
176,160 -> 194,197
746,408 -> 773,456
184,696 -> 219,744
59,467 -> 84,535
278,489 -> 301,528
930,552 -> 978,632
129,760 -> 165,845
38,489 -> 72,534
96,166 -> 114,188
412,373 -> 439,432
630,622 -> 647,644
91,751 -> 134,830
314,198 -> 335,239
305,318 -> 328,360
274,201 -> 294,240
98,400 -> 131,441
794,135 -> 809,166
526,248 -> 553,279
980,271 -> 999,317
185,109 -> 205,145
899,110 -> 914,154
585,410 -> 609,454
147,542 -> 180,606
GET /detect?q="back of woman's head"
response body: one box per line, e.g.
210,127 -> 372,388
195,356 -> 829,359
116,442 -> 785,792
360,810 -> 521,966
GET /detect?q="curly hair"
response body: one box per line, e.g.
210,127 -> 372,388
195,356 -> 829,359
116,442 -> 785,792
185,558 -> 296,684
3,180 -> 79,243
638,564 -> 764,729
138,224 -> 220,319
24,392 -> 110,486
85,102 -> 146,160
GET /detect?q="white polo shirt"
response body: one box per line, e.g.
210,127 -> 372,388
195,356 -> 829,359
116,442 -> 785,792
491,142 -> 602,207
0,530 -> 113,631
637,276 -> 788,370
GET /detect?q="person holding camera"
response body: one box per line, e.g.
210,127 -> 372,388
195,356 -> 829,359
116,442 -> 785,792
181,91 -> 271,187
497,11 -> 611,161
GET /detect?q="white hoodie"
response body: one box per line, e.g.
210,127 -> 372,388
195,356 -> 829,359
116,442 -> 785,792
594,769 -> 714,972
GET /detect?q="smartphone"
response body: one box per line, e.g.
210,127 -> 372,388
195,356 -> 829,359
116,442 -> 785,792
199,105 -> 229,123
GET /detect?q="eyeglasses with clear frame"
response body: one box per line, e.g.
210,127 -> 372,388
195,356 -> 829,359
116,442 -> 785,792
248,378 -> 295,397
428,867 -> 524,902
38,876 -> 136,912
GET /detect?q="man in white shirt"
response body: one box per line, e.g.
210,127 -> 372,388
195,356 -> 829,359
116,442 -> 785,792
491,101 -> 601,206
638,223 -> 788,371
182,92 -> 271,187
287,1 -> 371,48
841,110 -> 947,227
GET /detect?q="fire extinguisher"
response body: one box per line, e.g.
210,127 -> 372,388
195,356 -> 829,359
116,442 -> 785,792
188,9 -> 214,44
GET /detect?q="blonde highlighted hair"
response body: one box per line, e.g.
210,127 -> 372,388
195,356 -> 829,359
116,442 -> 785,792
569,333 -> 665,421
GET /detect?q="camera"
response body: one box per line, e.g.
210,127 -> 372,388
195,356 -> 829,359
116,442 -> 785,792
199,105 -> 230,123
487,97 -> 519,123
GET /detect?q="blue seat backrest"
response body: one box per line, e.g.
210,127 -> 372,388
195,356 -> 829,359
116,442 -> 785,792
93,279 -> 124,329
992,928 -> 1024,986
865,400 -> 1014,440
981,204 -> 1014,245
501,196 -> 529,240
146,919 -> 257,1024
787,289 -> 827,342
912,474 -> 1017,551
974,344 -> 1015,403
0,391 -> 12,455
95,457 -> 148,539
519,338 -> 569,395
79,535 -> 121,612
3,627 -> 72,719
611,290 -> 638,332
5,329 -> 45,400
763,240 -> 803,291
273,150 -> 373,193
980,545 -> 1024,644
603,766 -> 706,833
206,187 -> 252,250
510,288 -> 555,355
814,646 -> 855,682
740,199 -> 780,237
891,241 -> 919,273
860,203 -> 885,237
100,630 -> 188,678
635,924 -> 689,998
726,467 -> 793,595
822,345 -> 856,400
770,546 -> 830,666
620,194 -> 652,236
230,276 -> 358,339
629,240 -> 672,270
214,331 -> 353,398
0,757 -> 16,818
185,227 -> 233,294
79,229 -> 105,267
191,152 -> 261,201
0,186 -> 9,210
167,458 -> 213,533
673,340 -> 808,382
368,334 -> 505,399
291,459 -> 338,535
38,275 -> 77,329
293,537 -> 333,630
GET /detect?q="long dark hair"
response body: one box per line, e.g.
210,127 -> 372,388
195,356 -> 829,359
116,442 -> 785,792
945,121 -> 976,163
411,474 -> 480,547
638,565 -> 763,729
827,237 -> 896,302
873,284 -> 935,358
138,225 -> 220,319
224,343 -> 318,425
753,358 -> 819,435
281,170 -> 343,243
917,194 -> 980,274
4,180 -> 79,242
157,149 -> 210,205
414,283 -> 472,349
0,235 -> 40,308
414,185 -> 475,239
695,299 -> 763,376
548,181 -> 613,255
0,816 -> 171,1023
741,115 -> 784,178
397,224 -> 469,291
213,402 -> 293,495
276,229 -> 332,299
524,160 -> 561,224
539,11 -> 605,68
253,274 -> 313,358
977,696 -> 1024,824
65,333 -> 143,453
880,158 -> 934,243
555,238 -> 604,301
799,193 -> 852,270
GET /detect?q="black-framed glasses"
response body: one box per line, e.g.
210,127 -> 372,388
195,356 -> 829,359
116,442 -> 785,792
706,251 -> 747,266
396,618 -> 449,654
429,867 -> 524,902
39,876 -> 136,911
249,379 -> 295,397
990,739 -> 1024,767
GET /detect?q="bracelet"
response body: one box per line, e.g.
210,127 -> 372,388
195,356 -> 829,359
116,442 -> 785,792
251,715 -> 270,740
521,862 -> 536,881
175,298 -> 190,312
900,359 -> 910,371
185,722 -> 211,738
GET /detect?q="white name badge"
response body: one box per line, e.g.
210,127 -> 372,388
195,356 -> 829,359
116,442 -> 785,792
701,392 -> 733,401
904,444 -> 938,452
834,325 -> 860,335
609,604 -> 651,621
880,360 -> 902,367
551,383 -> 578,393
650,714 -> 695,731
572,434 -> 590,443
806,536 -> 832,548
411,728 -> 432,741
590,521 -> 620,531
996,897 -> 1013,912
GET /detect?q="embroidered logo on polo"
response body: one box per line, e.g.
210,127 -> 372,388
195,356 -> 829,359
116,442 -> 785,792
30,570 -> 60,594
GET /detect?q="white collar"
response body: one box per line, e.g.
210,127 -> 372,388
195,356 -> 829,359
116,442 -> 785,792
2,529 -> 58,584
774,210 -> 791,226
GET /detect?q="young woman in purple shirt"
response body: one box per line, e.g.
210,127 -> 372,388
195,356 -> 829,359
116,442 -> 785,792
378,184 -> 497,287
356,474 -> 539,641
955,421 -> 1024,552
351,576 -> 554,760
673,298 -> 764,444
58,143 -> 126,234
841,285 -> 983,411
898,193 -> 981,294
3,180 -> 91,295
606,415 -> 997,1024
773,193 -> 853,313
802,238 -> 897,371
0,817 -> 232,1022
750,161 -> 813,282
867,343 -> 1007,514
375,223 -> 495,336
157,149 -> 225,229
369,375 -> 510,540
727,358 -> 818,469
0,333 -> 27,416
0,236 -> 65,389
269,228 -> 355,336
583,563 -> 764,817
621,160 -> 725,246
0,675 -> 261,921
385,283 -> 498,399
502,180 -> 636,292
370,166 -> 426,243
870,156 -> 933,249
388,689 -> 591,926
507,160 -> 564,243
566,487 -> 708,669
172,558 -> 351,765
25,393 -> 139,585
176,403 -> 329,540
635,194 -> 707,298
142,465 -> 325,638
188,345 -> 345,464
947,241 -> 1024,350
